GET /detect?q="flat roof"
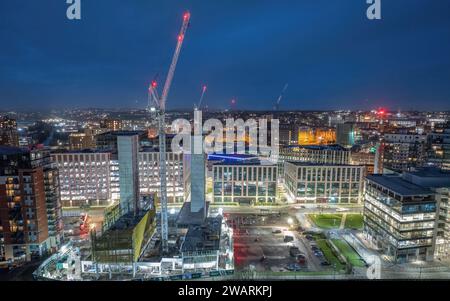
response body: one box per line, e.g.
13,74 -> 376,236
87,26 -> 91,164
283,144 -> 348,151
176,202 -> 208,226
51,149 -> 111,154
286,161 -> 361,167
366,174 -> 432,196
0,146 -> 28,155
181,216 -> 222,252
97,130 -> 145,137
407,168 -> 450,178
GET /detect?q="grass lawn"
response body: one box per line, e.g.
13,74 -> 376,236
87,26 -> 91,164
331,239 -> 366,267
308,214 -> 343,229
315,239 -> 344,271
344,214 -> 364,229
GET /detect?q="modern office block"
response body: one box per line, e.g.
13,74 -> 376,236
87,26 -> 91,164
284,162 -> 365,204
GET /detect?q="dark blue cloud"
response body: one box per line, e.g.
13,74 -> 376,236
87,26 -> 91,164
1,0 -> 449,111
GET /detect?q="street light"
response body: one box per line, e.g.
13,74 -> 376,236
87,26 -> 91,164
287,217 -> 294,226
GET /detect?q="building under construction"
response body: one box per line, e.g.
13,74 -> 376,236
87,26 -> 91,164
90,205 -> 156,265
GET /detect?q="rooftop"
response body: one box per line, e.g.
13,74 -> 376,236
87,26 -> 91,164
283,144 -> 348,151
181,216 -> 222,253
0,146 -> 28,155
51,149 -> 111,154
176,202 -> 208,227
366,174 -> 433,196
96,130 -> 145,137
287,161 -> 361,167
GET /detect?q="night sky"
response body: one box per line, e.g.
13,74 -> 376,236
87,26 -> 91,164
1,0 -> 450,111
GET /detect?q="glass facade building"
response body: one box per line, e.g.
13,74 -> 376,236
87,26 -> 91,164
212,161 -> 277,205
284,162 -> 365,204
364,174 -> 438,263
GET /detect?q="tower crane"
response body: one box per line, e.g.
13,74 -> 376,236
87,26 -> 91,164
274,83 -> 289,111
148,11 -> 191,253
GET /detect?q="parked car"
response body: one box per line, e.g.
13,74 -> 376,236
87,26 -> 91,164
284,235 -> 294,243
272,229 -> 282,234
297,254 -> 307,265
305,235 -> 314,241
289,246 -> 302,257
286,263 -> 302,271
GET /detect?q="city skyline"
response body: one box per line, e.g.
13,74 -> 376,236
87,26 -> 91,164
1,0 -> 450,111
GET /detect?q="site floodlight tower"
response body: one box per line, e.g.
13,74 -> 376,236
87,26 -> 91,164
148,11 -> 190,254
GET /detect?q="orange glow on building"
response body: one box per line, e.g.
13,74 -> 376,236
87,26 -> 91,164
298,128 -> 336,145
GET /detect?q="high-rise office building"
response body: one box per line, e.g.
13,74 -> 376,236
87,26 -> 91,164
0,116 -> 19,147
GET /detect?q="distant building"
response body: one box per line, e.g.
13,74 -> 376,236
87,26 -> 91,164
426,122 -> 450,171
100,118 -> 122,131
279,144 -> 350,176
279,124 -> 298,145
0,146 -> 62,262
284,162 -> 365,204
0,116 -> 19,147
210,154 -> 278,205
69,133 -> 95,150
336,123 -> 355,147
364,172 -> 442,263
350,150 -> 375,175
382,133 -> 427,172
297,127 -> 336,145
96,131 -> 147,156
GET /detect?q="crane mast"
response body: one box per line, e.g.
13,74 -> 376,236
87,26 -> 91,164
152,11 -> 190,254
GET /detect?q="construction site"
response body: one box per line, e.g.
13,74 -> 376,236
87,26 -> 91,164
33,11 -> 235,281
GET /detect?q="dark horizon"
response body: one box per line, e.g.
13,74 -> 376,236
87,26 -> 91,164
1,0 -> 450,111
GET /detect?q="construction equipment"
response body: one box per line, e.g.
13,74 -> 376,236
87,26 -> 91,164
147,11 -> 191,253
196,85 -> 207,109
274,83 -> 289,111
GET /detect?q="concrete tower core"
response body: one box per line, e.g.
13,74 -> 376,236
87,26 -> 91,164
117,134 -> 140,216
176,110 -> 207,226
